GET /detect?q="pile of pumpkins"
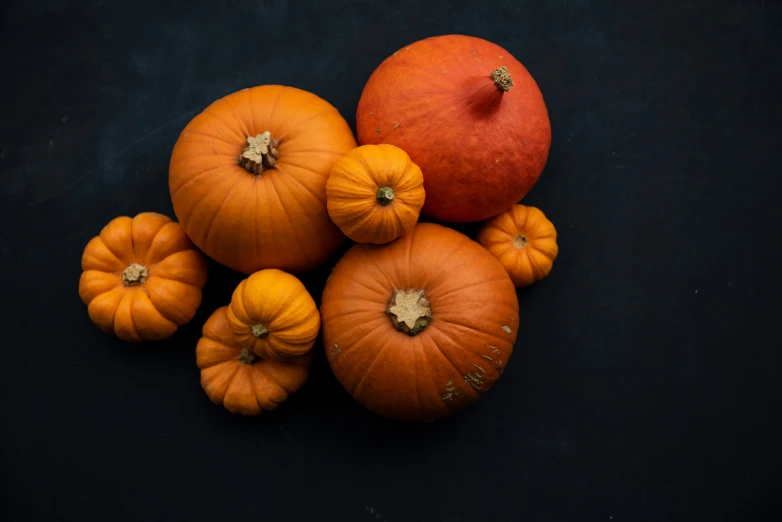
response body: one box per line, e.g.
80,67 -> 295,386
78,35 -> 558,422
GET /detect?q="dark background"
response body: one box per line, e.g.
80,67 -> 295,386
1,0 -> 780,520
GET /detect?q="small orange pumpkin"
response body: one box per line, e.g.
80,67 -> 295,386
320,223 -> 518,422
477,204 -> 558,287
169,85 -> 357,274
227,269 -> 320,361
79,212 -> 208,342
197,306 -> 311,415
326,144 -> 425,244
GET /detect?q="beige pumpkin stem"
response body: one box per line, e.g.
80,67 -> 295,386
387,289 -> 432,336
122,263 -> 149,286
491,66 -> 513,92
238,349 -> 257,365
513,234 -> 528,248
376,186 -> 395,206
238,131 -> 280,174
252,324 -> 269,338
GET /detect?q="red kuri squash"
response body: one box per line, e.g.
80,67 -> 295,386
356,35 -> 551,223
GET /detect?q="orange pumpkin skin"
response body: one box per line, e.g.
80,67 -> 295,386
326,144 -> 425,244
477,205 -> 558,287
169,85 -> 357,274
78,212 -> 208,342
227,269 -> 321,361
320,223 -> 519,422
356,35 -> 551,223
197,306 -> 311,415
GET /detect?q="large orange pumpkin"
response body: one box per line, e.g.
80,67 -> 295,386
197,306 -> 311,415
78,212 -> 208,342
169,85 -> 357,274
320,223 -> 519,422
356,35 -> 551,223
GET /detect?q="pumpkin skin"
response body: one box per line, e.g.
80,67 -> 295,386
197,306 -> 311,415
227,269 -> 320,361
326,144 -> 425,244
356,35 -> 551,223
477,204 -> 558,287
78,212 -> 208,342
320,223 -> 519,422
169,85 -> 357,274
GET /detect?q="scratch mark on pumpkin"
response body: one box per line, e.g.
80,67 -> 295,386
498,55 -> 504,60
502,326 -> 512,334
375,128 -> 380,134
328,342 -> 340,360
487,345 -> 500,355
464,372 -> 484,390
392,123 -> 400,129
441,380 -> 458,402
473,364 -> 486,373
482,355 -> 494,362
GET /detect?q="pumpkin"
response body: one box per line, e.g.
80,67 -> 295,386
169,85 -> 357,274
227,269 -> 320,361
356,34 -> 551,223
320,223 -> 519,422
326,144 -> 425,244
78,212 -> 208,342
197,306 -> 311,415
477,204 -> 558,287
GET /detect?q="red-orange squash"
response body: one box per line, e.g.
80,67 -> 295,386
169,85 -> 357,274
356,35 -> 551,223
79,212 -> 208,342
326,144 -> 425,244
320,223 -> 519,422
477,204 -> 558,287
197,306 -> 311,415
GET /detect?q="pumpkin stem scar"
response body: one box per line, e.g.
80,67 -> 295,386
252,324 -> 269,338
513,234 -> 528,248
376,186 -> 395,206
122,263 -> 149,286
238,349 -> 257,365
491,66 -> 513,92
238,131 -> 280,175
387,289 -> 432,336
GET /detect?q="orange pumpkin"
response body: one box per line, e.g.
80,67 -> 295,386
326,144 -> 425,244
320,223 -> 519,422
197,306 -> 311,415
79,212 -> 208,342
477,205 -> 558,287
227,269 -> 320,361
169,85 -> 357,274
356,35 -> 551,223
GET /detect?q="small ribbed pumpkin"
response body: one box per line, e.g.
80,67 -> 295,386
197,306 -> 311,415
78,212 -> 207,342
227,269 -> 320,361
476,204 -> 558,287
326,144 -> 425,244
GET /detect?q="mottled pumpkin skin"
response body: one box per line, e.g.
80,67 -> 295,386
169,85 -> 357,274
477,205 -> 558,287
327,144 -> 425,244
227,269 -> 321,361
197,306 -> 311,416
78,212 -> 208,342
320,223 -> 519,422
356,35 -> 551,223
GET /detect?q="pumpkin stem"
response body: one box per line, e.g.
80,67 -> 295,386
376,186 -> 395,206
513,234 -> 528,249
387,289 -> 432,336
491,66 -> 513,92
122,263 -> 149,286
252,324 -> 269,338
238,131 -> 280,174
238,349 -> 257,365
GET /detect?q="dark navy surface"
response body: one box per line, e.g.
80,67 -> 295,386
1,1 -> 780,520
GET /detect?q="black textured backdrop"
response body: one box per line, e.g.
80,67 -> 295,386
1,1 -> 780,520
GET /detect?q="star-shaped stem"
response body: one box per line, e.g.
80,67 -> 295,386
238,131 -> 280,174
387,288 -> 432,336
